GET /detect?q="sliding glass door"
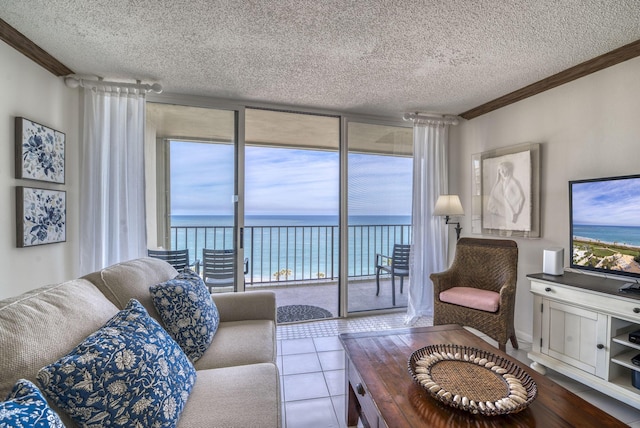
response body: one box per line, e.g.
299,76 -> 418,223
147,103 -> 243,291
244,109 -> 340,321
147,100 -> 413,318
346,121 -> 413,313
148,104 -> 342,319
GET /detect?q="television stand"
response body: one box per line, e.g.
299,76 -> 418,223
528,271 -> 640,410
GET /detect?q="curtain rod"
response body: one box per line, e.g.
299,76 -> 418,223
63,76 -> 163,94
402,112 -> 460,126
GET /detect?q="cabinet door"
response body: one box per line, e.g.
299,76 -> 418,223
541,299 -> 608,378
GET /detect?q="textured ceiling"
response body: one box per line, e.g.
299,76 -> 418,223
2,1 -> 640,118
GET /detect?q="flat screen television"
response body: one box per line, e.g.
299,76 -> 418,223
570,174 -> 640,280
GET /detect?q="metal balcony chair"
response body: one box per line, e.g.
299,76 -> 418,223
430,238 -> 519,352
202,249 -> 249,293
147,248 -> 200,273
375,244 -> 411,306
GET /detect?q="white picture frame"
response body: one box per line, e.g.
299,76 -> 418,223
472,143 -> 541,238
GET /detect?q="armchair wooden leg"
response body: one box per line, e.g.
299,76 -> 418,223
499,336 -> 519,352
376,269 -> 381,296
510,334 -> 519,350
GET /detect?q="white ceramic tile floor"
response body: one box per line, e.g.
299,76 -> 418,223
277,314 -> 640,427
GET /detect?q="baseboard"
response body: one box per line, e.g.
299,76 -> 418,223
516,328 -> 532,344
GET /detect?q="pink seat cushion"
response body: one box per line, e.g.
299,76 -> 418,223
439,287 -> 500,313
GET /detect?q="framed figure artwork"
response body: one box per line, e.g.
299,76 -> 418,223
471,143 -> 540,238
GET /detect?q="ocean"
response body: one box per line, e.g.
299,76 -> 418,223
171,214 -> 412,227
170,214 -> 412,282
573,224 -> 640,248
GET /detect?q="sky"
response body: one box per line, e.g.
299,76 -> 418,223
170,141 -> 413,217
571,176 -> 640,226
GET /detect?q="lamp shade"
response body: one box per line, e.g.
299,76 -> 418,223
433,195 -> 464,216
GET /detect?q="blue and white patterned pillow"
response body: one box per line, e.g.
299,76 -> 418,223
37,299 -> 196,428
0,379 -> 64,428
150,269 -> 220,362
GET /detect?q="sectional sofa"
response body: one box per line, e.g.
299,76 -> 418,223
0,257 -> 281,427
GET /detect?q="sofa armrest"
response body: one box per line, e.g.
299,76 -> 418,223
212,290 -> 276,323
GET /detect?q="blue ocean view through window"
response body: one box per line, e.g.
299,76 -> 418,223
171,214 -> 412,282
572,224 -> 640,248
169,138 -> 414,284
171,214 -> 411,227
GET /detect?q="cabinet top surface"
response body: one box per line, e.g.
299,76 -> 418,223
528,271 -> 640,301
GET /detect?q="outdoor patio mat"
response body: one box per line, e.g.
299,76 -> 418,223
277,305 -> 333,323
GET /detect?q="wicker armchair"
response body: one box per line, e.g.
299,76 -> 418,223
430,238 -> 518,352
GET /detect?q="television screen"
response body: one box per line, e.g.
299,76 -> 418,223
570,174 -> 640,279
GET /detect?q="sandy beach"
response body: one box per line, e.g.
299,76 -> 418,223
573,235 -> 640,251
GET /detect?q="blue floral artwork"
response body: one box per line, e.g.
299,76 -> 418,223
16,187 -> 66,247
15,117 -> 65,184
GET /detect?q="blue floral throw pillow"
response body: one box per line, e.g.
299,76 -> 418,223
37,299 -> 196,428
150,269 -> 220,362
0,379 -> 64,427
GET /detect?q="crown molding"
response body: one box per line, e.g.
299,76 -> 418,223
460,39 -> 640,120
0,18 -> 73,76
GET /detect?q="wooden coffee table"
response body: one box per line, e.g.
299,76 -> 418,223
340,324 -> 626,427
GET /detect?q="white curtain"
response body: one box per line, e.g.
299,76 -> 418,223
79,87 -> 147,274
406,121 -> 450,324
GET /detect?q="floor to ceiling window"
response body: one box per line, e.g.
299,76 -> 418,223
244,109 -> 340,321
346,121 -> 413,313
146,103 -> 242,291
146,100 -> 412,319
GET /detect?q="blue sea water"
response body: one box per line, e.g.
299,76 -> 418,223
171,214 -> 411,227
170,214 -> 412,282
573,224 -> 640,248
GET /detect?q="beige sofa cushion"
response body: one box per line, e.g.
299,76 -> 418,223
0,279 -> 118,399
83,257 -> 178,322
178,363 -> 281,428
194,320 -> 276,370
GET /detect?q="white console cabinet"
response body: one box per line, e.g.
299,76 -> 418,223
528,272 -> 640,410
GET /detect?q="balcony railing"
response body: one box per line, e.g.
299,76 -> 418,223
169,223 -> 411,285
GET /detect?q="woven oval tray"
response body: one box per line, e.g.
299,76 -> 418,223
408,344 -> 537,416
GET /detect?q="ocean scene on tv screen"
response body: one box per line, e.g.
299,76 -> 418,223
571,176 -> 640,274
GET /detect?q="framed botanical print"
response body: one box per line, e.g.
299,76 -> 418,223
16,186 -> 66,247
15,117 -> 65,184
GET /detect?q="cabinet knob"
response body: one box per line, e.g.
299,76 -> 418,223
356,383 -> 365,396
545,287 -> 552,292
634,308 -> 640,314
597,344 -> 604,349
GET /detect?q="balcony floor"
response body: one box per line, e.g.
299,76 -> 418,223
246,276 -> 409,321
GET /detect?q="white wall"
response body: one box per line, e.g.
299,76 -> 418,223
145,119 -> 160,250
0,41 -> 80,299
450,56 -> 640,342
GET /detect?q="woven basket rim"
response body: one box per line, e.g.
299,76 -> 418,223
408,344 -> 537,416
